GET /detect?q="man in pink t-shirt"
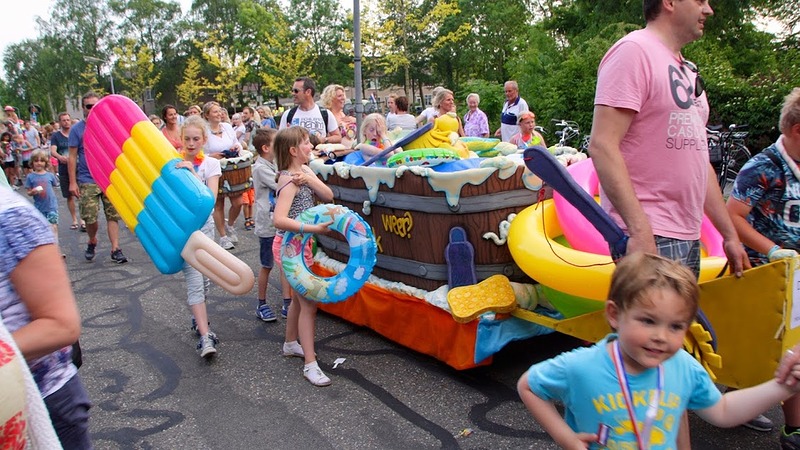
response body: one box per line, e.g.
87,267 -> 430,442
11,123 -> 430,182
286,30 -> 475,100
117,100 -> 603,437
587,0 -> 757,445
589,0 -> 748,278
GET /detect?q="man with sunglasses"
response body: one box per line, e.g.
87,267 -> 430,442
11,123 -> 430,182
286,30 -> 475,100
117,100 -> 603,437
68,92 -> 128,264
278,77 -> 341,146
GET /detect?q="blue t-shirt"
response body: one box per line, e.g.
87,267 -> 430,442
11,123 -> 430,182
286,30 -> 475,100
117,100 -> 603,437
0,187 -> 76,397
526,334 -> 721,449
50,131 -> 70,157
24,172 -> 59,215
68,120 -> 95,184
731,141 -> 800,265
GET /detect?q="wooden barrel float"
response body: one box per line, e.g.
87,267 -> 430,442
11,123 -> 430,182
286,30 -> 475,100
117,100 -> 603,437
313,162 -> 542,291
219,150 -> 255,197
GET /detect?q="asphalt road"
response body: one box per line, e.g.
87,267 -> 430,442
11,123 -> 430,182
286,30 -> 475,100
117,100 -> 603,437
51,196 -> 786,449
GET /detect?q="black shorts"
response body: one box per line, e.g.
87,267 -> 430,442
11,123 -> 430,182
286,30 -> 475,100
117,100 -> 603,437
3,161 -> 14,169
58,164 -> 72,198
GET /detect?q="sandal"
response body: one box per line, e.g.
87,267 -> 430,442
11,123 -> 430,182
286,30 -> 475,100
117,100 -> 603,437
79,223 -> 87,232
70,223 -> 79,230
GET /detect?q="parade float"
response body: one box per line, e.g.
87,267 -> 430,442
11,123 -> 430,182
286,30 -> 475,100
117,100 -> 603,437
81,95 -> 800,388
306,123 -> 800,388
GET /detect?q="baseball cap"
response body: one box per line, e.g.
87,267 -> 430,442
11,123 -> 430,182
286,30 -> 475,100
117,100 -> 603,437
3,106 -> 14,111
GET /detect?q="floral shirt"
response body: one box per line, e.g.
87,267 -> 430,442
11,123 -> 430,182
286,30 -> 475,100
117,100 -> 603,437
463,108 -> 489,137
0,187 -> 75,397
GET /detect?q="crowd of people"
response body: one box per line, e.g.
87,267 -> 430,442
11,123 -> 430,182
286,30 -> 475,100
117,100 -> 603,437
3,3 -> 800,443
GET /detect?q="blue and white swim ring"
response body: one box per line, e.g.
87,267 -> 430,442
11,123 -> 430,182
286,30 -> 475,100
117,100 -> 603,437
281,204 -> 377,303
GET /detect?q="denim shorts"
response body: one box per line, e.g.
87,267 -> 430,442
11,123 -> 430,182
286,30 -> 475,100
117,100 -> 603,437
44,374 -> 93,449
259,236 -> 275,269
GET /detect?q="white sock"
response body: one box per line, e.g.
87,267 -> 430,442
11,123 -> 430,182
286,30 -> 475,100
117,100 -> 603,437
304,360 -> 319,370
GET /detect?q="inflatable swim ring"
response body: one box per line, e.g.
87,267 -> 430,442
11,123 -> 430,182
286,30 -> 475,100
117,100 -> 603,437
507,199 -> 727,303
386,148 -> 461,168
458,137 -> 499,152
282,204 -> 377,303
554,158 -> 726,257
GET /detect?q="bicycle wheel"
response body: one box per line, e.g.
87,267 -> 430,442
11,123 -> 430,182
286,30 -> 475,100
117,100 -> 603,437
720,143 -> 752,198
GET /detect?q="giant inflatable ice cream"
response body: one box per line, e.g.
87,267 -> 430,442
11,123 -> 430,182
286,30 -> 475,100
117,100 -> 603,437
83,95 -> 254,295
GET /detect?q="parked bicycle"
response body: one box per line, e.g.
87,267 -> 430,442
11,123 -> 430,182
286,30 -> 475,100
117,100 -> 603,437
707,123 -> 751,197
550,119 -> 583,150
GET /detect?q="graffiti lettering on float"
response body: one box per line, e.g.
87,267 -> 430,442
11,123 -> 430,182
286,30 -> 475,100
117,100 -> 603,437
381,211 -> 413,239
371,227 -> 383,253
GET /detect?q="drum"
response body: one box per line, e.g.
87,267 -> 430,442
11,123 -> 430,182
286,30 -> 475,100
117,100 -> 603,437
219,150 -> 255,197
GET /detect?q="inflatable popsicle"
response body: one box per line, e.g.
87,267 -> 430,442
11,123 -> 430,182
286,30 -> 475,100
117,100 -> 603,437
84,95 -> 254,295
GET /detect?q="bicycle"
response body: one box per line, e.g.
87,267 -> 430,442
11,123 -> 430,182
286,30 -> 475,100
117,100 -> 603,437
550,119 -> 582,150
707,123 -> 751,198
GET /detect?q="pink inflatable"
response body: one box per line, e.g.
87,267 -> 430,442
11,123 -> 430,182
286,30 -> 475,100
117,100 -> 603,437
553,158 -> 725,257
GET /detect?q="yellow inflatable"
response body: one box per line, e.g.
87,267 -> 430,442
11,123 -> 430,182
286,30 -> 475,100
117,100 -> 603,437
404,113 -> 470,158
507,199 -> 728,302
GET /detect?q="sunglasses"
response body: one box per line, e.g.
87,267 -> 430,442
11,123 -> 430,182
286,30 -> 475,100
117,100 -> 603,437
83,103 -> 97,110
292,88 -> 303,94
681,59 -> 705,98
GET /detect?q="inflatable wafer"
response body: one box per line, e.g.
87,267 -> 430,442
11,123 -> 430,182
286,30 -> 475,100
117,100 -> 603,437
84,95 -> 254,295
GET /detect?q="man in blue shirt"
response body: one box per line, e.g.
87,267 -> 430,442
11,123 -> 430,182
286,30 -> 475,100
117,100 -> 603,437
68,92 -> 127,263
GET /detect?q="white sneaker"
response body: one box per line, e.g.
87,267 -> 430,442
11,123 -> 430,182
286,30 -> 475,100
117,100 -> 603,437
225,224 -> 238,243
282,341 -> 304,358
197,333 -> 218,358
303,362 -> 331,387
219,235 -> 234,250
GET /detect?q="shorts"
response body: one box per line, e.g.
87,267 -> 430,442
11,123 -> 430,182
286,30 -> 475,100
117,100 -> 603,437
44,374 -> 93,449
79,183 -> 121,224
3,160 -> 14,169
242,187 -> 255,206
44,210 -> 59,225
21,159 -> 30,169
612,235 -> 700,279
259,236 -> 275,269
58,165 -> 72,198
272,233 -> 313,270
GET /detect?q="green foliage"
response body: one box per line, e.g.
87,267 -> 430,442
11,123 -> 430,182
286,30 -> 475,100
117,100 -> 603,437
176,57 -> 208,108
114,39 -> 161,105
1,0 -> 797,146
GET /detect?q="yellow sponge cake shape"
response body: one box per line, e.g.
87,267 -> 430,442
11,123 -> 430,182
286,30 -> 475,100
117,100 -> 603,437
447,274 -> 517,323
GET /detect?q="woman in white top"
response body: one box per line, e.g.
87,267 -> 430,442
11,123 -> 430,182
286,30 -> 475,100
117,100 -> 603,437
387,95 -> 417,131
202,101 -> 243,250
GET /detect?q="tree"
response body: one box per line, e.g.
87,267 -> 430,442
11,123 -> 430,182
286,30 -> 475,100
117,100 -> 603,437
377,0 -> 469,104
176,57 -> 209,107
108,0 -> 182,61
78,63 -> 107,97
238,1 -> 311,104
285,0 -> 351,88
114,39 -> 161,106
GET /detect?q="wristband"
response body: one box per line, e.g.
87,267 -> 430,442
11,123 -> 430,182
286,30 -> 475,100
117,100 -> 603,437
327,151 -> 336,160
767,244 -> 781,259
299,223 -> 305,234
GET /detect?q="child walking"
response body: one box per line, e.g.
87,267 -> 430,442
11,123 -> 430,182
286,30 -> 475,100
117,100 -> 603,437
25,150 -> 60,245
252,128 -> 279,322
12,132 -> 34,183
1,132 -> 16,187
176,116 -> 222,358
518,252 -> 800,449
271,126 -> 334,386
